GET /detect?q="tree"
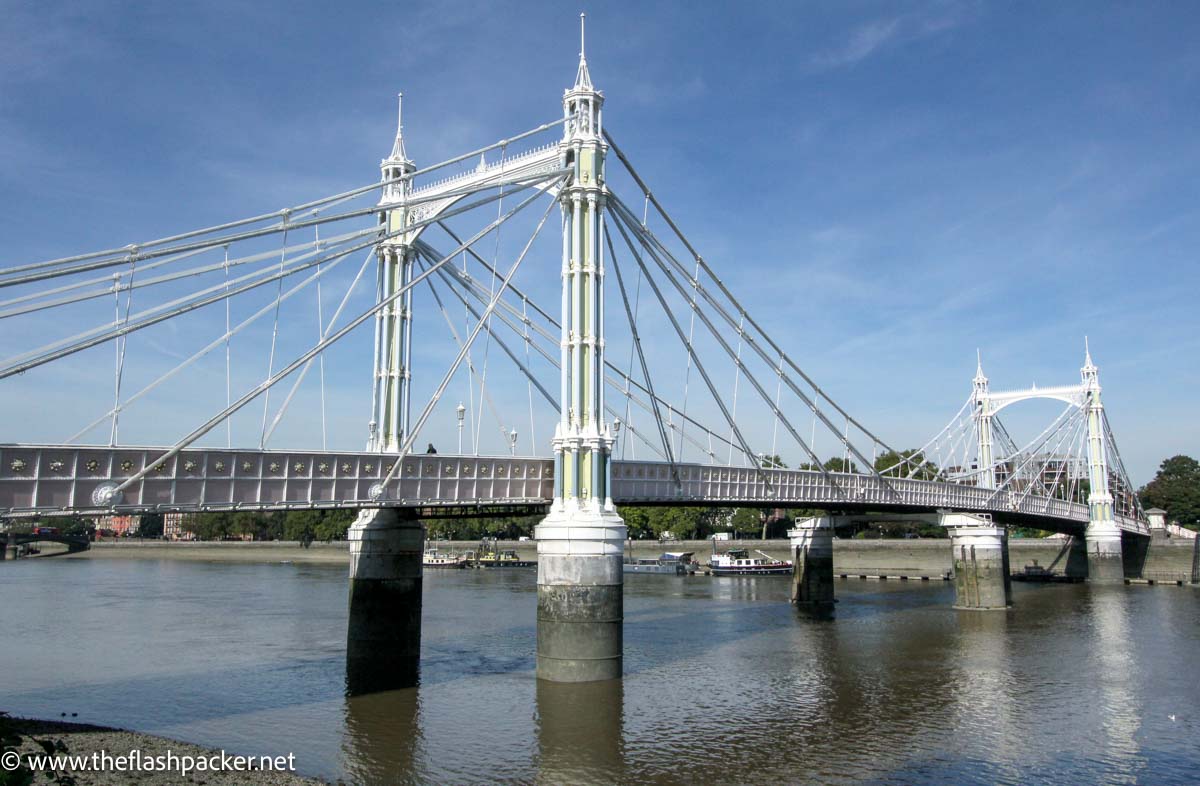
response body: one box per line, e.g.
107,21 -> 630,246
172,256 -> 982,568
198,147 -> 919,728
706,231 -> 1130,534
139,513 -> 164,539
823,457 -> 858,474
1139,455 -> 1200,528
874,448 -> 939,480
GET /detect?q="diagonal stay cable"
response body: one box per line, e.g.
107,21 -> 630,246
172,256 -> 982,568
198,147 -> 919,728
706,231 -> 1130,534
68,247 -> 367,444
421,247 -> 679,464
5,118 -> 567,280
2,166 -> 560,291
605,132 -> 902,460
417,254 -> 522,444
605,227 -> 679,487
421,241 -> 747,462
1,174 -> 563,381
373,193 -> 558,493
610,196 -> 896,495
106,178 -> 561,497
611,205 -> 844,494
608,208 -> 773,493
260,246 -> 375,446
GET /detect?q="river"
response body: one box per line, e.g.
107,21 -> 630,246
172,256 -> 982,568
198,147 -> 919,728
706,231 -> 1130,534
2,556 -> 1198,784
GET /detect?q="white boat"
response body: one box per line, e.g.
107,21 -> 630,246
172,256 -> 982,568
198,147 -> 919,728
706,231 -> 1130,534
422,546 -> 467,569
708,548 -> 792,576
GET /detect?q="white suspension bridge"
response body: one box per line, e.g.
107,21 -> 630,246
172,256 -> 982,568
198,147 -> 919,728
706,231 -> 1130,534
0,17 -> 1150,681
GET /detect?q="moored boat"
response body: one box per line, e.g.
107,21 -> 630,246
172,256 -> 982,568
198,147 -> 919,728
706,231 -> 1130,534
471,539 -> 536,568
708,548 -> 792,576
623,551 -> 699,575
422,546 -> 467,569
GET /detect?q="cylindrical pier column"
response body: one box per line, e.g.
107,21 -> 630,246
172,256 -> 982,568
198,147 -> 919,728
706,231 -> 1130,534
789,516 -> 835,606
1191,533 -> 1199,585
942,511 -> 1012,610
534,508 -> 626,682
346,506 -> 423,694
1085,521 -> 1124,584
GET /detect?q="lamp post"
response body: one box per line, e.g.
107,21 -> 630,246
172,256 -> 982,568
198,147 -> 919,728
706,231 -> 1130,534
456,403 -> 465,454
510,429 -> 519,456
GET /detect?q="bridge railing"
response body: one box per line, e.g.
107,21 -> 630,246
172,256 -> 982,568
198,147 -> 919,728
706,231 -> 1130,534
0,446 -> 554,517
0,447 -> 1148,535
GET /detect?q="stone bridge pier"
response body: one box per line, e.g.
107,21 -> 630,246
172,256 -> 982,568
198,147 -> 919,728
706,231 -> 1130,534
941,511 -> 1012,610
346,506 -> 424,693
789,516 -> 835,606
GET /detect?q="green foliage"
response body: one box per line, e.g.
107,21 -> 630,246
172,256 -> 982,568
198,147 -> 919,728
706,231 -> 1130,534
186,509 -> 355,541
874,448 -> 939,480
1139,455 -> 1200,527
615,506 -> 731,540
138,513 -> 164,539
424,513 -> 541,541
823,457 -> 859,474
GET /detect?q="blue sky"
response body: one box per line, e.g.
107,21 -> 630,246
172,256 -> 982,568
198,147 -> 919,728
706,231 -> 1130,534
1,1 -> 1197,485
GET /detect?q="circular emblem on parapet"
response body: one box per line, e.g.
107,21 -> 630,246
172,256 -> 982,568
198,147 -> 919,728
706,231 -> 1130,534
91,482 -> 123,507
367,483 -> 385,501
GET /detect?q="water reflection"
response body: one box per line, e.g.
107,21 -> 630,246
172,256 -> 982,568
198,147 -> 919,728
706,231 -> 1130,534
4,560 -> 1200,784
345,650 -> 420,696
535,679 -> 624,785
342,687 -> 424,786
952,611 -> 1019,781
1089,587 -> 1142,781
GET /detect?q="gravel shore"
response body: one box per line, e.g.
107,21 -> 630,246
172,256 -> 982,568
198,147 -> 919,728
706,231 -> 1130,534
3,716 -> 330,785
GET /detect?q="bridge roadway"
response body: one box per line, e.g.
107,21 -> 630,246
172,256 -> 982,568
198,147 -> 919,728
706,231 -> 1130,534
0,445 -> 1147,536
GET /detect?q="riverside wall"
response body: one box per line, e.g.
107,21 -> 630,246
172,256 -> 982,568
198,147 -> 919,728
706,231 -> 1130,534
76,535 -> 1198,580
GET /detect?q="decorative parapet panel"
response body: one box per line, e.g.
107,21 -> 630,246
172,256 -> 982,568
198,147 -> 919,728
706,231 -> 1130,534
0,447 -> 1147,535
0,445 -> 553,517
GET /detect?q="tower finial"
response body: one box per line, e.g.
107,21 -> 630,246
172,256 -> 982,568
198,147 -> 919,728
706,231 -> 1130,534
388,92 -> 411,164
973,349 -> 988,386
1084,335 -> 1092,366
573,12 -> 594,91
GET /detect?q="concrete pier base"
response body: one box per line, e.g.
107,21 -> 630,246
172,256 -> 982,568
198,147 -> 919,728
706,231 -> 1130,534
788,516 -> 835,606
534,505 -> 626,683
1086,521 -> 1124,584
345,507 -> 423,694
942,512 -> 1011,610
1064,535 -> 1090,579
1120,532 -> 1149,579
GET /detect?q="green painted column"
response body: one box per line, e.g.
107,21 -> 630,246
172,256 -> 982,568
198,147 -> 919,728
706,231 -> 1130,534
534,39 -> 626,683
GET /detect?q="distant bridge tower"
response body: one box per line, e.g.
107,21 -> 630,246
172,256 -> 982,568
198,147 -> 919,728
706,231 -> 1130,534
534,14 -> 627,683
371,94 -> 418,452
1081,343 -> 1123,582
972,352 -> 995,489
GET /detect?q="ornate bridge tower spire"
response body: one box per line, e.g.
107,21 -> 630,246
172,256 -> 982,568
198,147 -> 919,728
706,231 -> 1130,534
534,14 -> 627,683
1081,339 -> 1123,581
972,351 -> 995,489
371,94 -> 418,452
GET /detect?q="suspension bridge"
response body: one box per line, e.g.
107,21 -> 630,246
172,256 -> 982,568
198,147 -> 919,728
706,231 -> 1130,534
0,17 -> 1150,682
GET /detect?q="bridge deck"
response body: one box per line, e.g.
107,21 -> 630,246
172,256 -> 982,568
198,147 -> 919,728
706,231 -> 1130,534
0,445 -> 1147,536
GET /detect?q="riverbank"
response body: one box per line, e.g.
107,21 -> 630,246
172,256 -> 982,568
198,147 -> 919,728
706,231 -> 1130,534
80,540 -> 348,563
1,716 -> 325,785
70,537 -> 1197,579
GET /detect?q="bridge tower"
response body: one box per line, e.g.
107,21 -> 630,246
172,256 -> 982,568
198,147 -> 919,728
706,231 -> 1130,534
1081,343 -> 1123,582
344,95 -> 425,693
972,353 -> 995,489
371,94 -> 418,452
533,15 -> 627,683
